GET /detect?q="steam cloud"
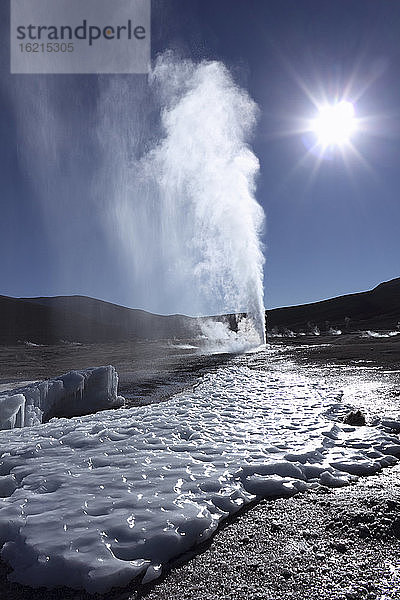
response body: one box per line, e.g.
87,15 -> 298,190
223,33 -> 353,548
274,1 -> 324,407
98,52 -> 266,345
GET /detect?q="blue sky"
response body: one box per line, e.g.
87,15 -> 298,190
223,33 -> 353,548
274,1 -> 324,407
1,1 -> 399,311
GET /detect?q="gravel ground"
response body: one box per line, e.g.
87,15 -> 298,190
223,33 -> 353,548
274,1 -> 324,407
132,465 -> 400,600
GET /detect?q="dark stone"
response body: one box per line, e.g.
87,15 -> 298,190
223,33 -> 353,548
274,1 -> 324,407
344,410 -> 366,426
281,568 -> 293,579
391,518 -> 400,538
330,540 -> 348,553
358,525 -> 370,538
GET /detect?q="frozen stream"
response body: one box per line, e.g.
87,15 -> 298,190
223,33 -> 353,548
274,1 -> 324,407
0,348 -> 399,593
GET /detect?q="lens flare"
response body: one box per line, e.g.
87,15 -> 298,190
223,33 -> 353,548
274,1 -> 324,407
312,101 -> 356,146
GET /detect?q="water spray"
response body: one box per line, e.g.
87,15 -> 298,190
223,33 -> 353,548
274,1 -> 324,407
139,53 -> 266,346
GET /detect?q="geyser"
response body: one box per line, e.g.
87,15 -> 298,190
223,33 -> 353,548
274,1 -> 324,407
100,52 -> 266,346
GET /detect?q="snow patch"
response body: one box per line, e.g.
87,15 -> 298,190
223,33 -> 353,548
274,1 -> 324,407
0,358 -> 399,593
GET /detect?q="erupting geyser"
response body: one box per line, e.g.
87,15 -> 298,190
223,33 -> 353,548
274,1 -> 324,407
151,54 -> 265,345
101,52 -> 266,347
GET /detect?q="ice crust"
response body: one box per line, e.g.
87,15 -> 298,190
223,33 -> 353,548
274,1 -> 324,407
361,330 -> 400,338
0,366 -> 124,430
0,357 -> 399,593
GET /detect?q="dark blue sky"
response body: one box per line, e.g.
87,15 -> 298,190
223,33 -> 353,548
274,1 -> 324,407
1,1 -> 400,311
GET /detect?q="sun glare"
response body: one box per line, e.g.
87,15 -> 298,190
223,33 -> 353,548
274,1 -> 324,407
312,101 -> 356,147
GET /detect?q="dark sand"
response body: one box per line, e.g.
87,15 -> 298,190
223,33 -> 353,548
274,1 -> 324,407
0,341 -> 233,406
0,334 -> 399,600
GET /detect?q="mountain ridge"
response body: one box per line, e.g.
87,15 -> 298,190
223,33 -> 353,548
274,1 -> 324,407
267,277 -> 400,333
0,294 -> 199,344
0,277 -> 398,344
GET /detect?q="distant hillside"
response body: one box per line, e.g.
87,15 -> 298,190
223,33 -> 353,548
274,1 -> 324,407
1,277 -> 398,344
266,278 -> 400,333
0,295 -> 199,345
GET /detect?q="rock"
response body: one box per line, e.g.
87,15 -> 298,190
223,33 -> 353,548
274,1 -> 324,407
271,521 -> 283,532
330,540 -> 348,553
391,518 -> 400,537
345,591 -> 359,600
358,525 -> 370,538
344,410 -> 366,426
302,529 -> 319,539
281,568 -> 293,579
387,499 -> 399,511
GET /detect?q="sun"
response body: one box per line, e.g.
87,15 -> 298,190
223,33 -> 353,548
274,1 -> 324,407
311,101 -> 357,147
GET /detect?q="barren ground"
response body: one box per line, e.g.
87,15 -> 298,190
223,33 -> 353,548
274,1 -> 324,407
0,334 -> 399,600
